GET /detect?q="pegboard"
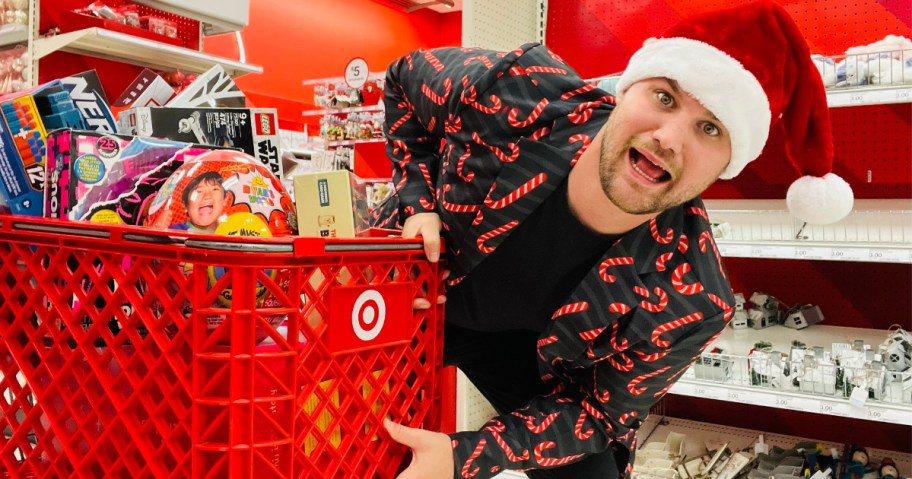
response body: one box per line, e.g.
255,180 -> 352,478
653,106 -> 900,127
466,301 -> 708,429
463,0 -> 542,50
544,0 -> 912,79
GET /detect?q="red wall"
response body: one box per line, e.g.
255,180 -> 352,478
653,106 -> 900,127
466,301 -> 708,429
203,0 -> 462,126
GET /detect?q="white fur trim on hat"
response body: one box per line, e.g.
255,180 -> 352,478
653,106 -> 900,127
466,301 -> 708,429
786,173 -> 854,225
617,37 -> 771,179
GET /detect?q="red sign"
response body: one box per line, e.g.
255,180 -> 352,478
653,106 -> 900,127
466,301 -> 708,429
328,283 -> 411,354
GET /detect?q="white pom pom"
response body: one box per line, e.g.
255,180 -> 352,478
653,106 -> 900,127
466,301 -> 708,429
786,173 -> 854,225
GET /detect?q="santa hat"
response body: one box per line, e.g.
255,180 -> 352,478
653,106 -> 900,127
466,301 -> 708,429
616,0 -> 853,225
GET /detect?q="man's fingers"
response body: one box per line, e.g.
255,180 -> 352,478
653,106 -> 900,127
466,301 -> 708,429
421,227 -> 440,263
385,419 -> 419,448
413,298 -> 432,310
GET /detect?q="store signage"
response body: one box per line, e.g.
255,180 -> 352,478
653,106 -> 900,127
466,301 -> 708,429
344,57 -> 369,89
329,283 -> 410,353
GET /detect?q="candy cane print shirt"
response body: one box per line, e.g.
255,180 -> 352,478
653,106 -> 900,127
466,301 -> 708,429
379,43 -> 735,479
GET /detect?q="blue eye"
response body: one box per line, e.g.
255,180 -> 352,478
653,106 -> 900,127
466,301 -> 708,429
657,91 -> 674,106
702,122 -> 721,137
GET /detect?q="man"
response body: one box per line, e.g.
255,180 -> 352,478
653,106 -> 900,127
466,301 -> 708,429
375,1 -> 854,478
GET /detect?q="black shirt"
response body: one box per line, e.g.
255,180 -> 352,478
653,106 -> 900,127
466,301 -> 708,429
445,178 -> 619,332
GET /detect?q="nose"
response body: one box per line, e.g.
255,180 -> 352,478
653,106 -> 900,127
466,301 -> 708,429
650,115 -> 686,159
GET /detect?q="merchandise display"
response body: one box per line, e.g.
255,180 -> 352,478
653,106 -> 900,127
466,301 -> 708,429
293,169 -> 369,238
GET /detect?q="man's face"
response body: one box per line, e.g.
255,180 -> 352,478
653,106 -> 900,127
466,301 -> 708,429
186,179 -> 227,231
598,78 -> 732,215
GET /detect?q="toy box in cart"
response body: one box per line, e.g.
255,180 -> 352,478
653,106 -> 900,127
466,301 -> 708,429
117,106 -> 282,176
0,215 -> 447,478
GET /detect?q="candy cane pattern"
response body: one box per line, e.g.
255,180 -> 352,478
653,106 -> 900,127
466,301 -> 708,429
447,275 -> 465,288
529,126 -> 550,140
388,108 -> 413,135
484,173 -> 546,209
568,134 -> 591,167
608,302 -> 631,315
567,101 -> 600,124
472,132 -> 520,162
534,442 -> 586,467
677,235 -> 689,253
650,217 -> 674,244
463,55 -> 494,69
636,349 -> 671,362
552,301 -> 589,320
672,263 -> 704,295
574,410 -> 594,440
595,387 -> 611,403
421,77 -> 451,105
560,83 -> 596,100
508,98 -> 549,128
598,256 -> 635,283
525,65 -> 568,75
445,113 -> 462,133
442,184 -> 481,214
578,326 -> 605,341
635,286 -> 668,313
652,312 -> 703,348
418,163 -> 435,195
655,252 -> 673,272
699,230 -> 727,279
627,365 -> 672,395
456,145 -> 474,182
461,76 -> 503,114
608,320 -> 629,351
460,438 -> 486,478
482,420 -> 530,462
686,206 -> 709,220
536,335 -> 559,360
423,49 -> 445,72
605,352 -> 634,371
525,412 -> 560,434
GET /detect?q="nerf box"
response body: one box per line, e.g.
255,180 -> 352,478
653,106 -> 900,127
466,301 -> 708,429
293,170 -> 369,238
117,106 -> 281,177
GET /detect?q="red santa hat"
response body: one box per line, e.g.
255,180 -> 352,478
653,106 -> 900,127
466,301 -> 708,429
616,0 -> 853,225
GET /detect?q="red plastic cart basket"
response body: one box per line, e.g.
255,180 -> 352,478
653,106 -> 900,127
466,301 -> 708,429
0,215 -> 445,478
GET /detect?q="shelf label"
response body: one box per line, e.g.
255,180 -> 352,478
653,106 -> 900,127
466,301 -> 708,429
794,246 -> 829,260
869,248 -> 910,263
831,248 -> 865,262
344,57 -> 369,89
788,398 -> 817,412
896,88 -> 912,102
718,244 -> 751,257
750,245 -> 786,258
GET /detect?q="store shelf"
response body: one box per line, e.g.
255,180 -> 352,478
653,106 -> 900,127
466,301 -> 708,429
302,71 -> 386,86
826,84 -> 912,108
705,199 -> 912,264
34,28 -> 262,77
639,416 -> 911,471
299,137 -> 386,148
131,0 -> 248,35
0,23 -> 27,48
670,325 -> 912,426
302,104 -> 384,116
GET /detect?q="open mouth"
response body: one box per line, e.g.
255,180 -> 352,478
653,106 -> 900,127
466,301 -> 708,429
629,148 -> 671,184
199,204 -> 214,215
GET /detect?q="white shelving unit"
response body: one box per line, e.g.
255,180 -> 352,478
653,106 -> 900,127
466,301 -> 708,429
705,199 -> 912,263
826,84 -> 912,108
671,325 -> 911,426
34,27 -> 262,76
0,23 -> 27,48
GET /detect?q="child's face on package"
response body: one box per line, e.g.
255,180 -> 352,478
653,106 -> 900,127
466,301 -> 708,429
187,179 -> 228,231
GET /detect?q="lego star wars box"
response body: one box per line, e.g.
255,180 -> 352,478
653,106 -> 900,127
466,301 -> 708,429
118,106 -> 281,177
294,170 -> 369,238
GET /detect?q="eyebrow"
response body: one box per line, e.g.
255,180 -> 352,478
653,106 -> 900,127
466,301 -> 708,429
665,78 -> 722,123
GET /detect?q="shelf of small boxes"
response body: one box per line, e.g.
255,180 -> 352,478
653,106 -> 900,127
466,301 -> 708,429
670,323 -> 912,426
817,49 -> 912,108
703,199 -> 912,264
635,416 -> 911,479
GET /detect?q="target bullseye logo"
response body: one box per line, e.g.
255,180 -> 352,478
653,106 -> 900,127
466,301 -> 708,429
352,289 -> 386,341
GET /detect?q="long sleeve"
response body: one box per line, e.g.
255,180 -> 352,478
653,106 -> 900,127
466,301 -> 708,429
449,309 -> 729,479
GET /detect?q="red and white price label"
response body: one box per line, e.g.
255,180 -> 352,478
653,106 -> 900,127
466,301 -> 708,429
344,57 -> 369,89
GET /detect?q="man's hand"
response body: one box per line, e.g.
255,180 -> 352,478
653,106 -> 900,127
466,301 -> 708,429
402,212 -> 442,263
385,419 -> 455,479
403,212 -> 447,310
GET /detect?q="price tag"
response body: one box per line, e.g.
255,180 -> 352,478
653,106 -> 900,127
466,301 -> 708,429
344,57 -> 369,89
751,245 -> 786,258
818,402 -> 836,414
896,88 -> 912,102
718,244 -> 751,257
794,246 -> 829,260
869,248 -> 911,263
866,408 -> 885,421
789,398 -> 816,412
848,92 -> 866,105
879,408 -> 912,426
831,248 -> 865,262
702,386 -> 725,400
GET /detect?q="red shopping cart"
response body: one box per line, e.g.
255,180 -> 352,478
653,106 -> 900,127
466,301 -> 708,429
0,215 -> 446,478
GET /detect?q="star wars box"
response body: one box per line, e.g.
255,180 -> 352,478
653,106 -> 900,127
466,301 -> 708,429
294,170 -> 369,238
117,106 -> 281,176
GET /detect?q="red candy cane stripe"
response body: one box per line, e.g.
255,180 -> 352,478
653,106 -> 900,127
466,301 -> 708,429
460,438 -> 486,478
699,230 -> 728,279
595,388 -> 610,403
568,102 -> 598,124
581,399 -> 606,420
445,114 -> 462,133
534,442 -> 586,467
388,110 -> 413,135
484,173 -> 546,209
483,420 -> 530,462
525,66 -> 568,74
561,83 -> 596,100
606,353 -> 634,371
608,302 -> 631,315
447,275 -> 465,287
677,235 -> 689,253
687,206 -> 709,220
609,321 -> 628,351
423,50 -> 444,72
442,185 -> 481,213
578,327 -> 605,341
552,301 -> 589,320
599,256 -> 635,283
537,335 -> 558,360
456,145 -> 474,181
627,366 -> 672,395
463,55 -> 494,69
529,126 -> 550,140
421,77 -> 452,105
652,312 -> 703,348
650,218 -> 674,244
418,163 -> 435,192
706,293 -> 730,310
636,286 -> 668,313
471,94 -> 502,114
508,98 -> 549,128
655,252 -> 673,272
698,231 -> 712,253
672,263 -> 704,295
574,410 -> 594,440
618,411 -> 638,426
525,412 -> 560,434
635,349 -> 671,362
419,197 -> 436,210
472,132 -> 520,162
569,134 -> 591,167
